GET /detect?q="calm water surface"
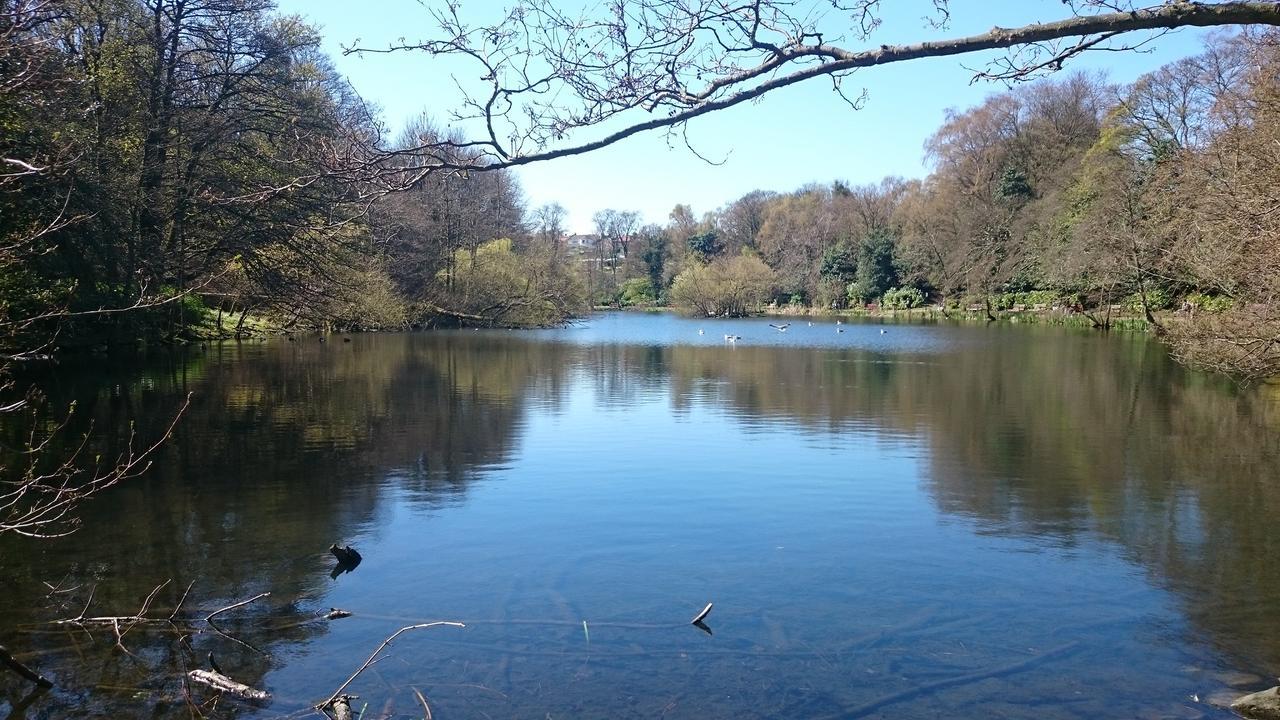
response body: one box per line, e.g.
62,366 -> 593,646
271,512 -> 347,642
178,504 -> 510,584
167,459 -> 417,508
2,312 -> 1279,719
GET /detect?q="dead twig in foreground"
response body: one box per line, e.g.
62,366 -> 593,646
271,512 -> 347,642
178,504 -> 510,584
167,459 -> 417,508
316,622 -> 465,714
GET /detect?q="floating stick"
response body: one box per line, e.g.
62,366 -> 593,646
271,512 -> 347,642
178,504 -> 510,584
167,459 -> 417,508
690,602 -> 713,625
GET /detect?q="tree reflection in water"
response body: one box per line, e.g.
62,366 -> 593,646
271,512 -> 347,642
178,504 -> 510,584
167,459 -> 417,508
0,317 -> 1276,718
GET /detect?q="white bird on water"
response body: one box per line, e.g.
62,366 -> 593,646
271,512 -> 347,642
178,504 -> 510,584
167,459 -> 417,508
837,328 -> 845,333
724,334 -> 740,343
880,329 -> 887,334
698,329 -> 704,335
836,319 -> 843,325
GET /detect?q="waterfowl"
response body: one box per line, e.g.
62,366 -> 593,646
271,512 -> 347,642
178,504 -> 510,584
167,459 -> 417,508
769,323 -> 790,332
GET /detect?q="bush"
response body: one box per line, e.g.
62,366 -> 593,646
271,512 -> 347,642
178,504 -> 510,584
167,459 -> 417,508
618,278 -> 657,307
438,238 -> 587,326
882,286 -> 925,309
1125,288 -> 1173,312
992,290 -> 1061,310
1185,292 -> 1235,313
670,255 -> 776,317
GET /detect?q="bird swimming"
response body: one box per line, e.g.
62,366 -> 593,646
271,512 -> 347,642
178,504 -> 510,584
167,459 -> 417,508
880,329 -> 887,334
698,329 -> 704,335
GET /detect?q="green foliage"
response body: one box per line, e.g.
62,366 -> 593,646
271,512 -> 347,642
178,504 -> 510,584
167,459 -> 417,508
992,290 -> 1063,310
995,166 -> 1034,203
670,255 -> 776,317
848,227 -> 899,302
618,278 -> 657,307
881,286 -> 926,309
440,239 -> 586,326
686,231 -> 724,260
1185,292 -> 1235,313
819,241 -> 857,281
640,232 -> 668,290
1126,288 -> 1172,312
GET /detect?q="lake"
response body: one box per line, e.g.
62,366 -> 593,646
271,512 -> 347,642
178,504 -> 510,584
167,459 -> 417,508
2,311 -> 1279,719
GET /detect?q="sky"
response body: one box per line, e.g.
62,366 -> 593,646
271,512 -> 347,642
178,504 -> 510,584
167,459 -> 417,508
275,0 -> 1220,233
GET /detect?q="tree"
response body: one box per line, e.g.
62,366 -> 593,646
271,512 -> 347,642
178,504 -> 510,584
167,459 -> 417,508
636,224 -> 670,292
352,2 -> 1280,174
1162,31 -> 1280,380
849,227 -> 899,304
533,203 -> 567,252
670,254 -> 776,317
686,231 -> 724,261
716,190 -> 776,254
435,238 -> 587,327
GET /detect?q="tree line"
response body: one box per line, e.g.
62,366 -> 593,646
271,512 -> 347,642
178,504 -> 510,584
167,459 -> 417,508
0,0 -> 588,358
584,30 -> 1279,381
1,2 -> 1276,377
0,0 -> 590,538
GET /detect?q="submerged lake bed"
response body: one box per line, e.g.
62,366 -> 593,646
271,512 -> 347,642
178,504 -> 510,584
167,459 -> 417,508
2,312 -> 1279,718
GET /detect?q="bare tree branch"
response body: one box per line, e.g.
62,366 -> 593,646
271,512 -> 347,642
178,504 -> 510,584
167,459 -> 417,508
357,1 -> 1280,180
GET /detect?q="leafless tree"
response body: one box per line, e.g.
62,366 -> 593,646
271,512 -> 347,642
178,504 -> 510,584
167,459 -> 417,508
345,1 -> 1280,179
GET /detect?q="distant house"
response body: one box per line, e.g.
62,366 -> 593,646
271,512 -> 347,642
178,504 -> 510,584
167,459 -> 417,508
563,233 -> 600,252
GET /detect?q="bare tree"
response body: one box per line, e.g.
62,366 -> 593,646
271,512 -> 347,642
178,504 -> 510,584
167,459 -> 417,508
1,395 -> 190,538
347,1 -> 1280,177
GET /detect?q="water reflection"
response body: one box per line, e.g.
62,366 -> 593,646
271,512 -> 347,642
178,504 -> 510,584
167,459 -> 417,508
0,313 -> 1277,718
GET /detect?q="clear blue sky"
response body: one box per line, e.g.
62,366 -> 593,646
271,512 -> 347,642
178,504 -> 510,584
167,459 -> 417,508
276,0 -> 1219,233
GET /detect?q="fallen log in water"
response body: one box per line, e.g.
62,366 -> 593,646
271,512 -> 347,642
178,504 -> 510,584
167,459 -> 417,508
0,644 -> 54,688
187,669 -> 271,703
331,695 -> 355,720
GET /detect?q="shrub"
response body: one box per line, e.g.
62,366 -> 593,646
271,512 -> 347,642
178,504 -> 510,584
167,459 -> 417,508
882,286 -> 925,309
670,255 -> 776,317
1185,292 -> 1235,313
618,278 -> 657,307
1125,288 -> 1173,312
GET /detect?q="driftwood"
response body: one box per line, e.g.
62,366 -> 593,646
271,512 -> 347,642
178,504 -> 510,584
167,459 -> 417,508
186,669 -> 271,702
54,583 -> 268,628
331,695 -> 355,720
316,622 -> 465,714
690,602 -> 713,624
0,644 -> 54,688
329,544 -> 362,579
329,544 -> 362,565
50,581 -> 272,661
412,687 -> 434,720
205,592 -> 271,623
